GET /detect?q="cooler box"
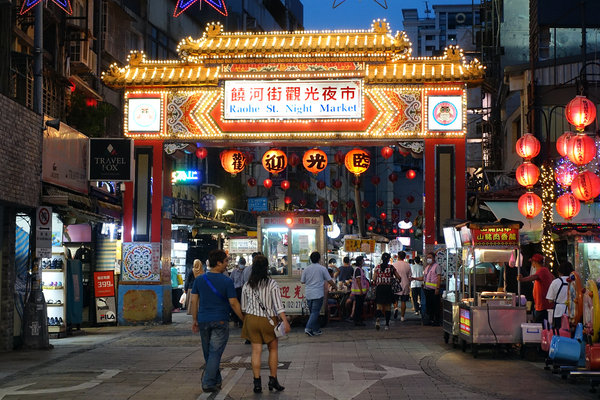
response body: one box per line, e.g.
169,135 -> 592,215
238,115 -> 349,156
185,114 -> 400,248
521,323 -> 542,343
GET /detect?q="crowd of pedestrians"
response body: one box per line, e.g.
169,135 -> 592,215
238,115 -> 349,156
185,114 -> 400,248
187,249 -> 443,394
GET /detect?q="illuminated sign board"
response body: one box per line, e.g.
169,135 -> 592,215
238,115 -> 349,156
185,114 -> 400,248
171,170 -> 200,184
224,80 -> 362,120
427,95 -> 463,131
470,225 -> 519,247
127,97 -> 162,132
460,308 -> 471,335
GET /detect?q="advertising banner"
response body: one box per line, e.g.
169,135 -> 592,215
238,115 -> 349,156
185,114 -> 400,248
88,138 -> 133,181
95,297 -> 117,324
42,122 -> 88,194
94,271 -> 115,297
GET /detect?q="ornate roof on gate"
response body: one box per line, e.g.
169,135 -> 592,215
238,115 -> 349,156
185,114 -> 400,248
102,20 -> 485,88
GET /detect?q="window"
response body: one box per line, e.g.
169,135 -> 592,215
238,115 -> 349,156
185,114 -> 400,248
148,26 -> 170,59
425,45 -> 435,51
425,35 -> 435,41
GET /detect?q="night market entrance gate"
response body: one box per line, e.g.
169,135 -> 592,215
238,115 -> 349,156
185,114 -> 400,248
103,20 -> 484,324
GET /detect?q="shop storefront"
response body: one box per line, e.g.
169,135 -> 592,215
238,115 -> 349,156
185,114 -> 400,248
103,20 -> 484,324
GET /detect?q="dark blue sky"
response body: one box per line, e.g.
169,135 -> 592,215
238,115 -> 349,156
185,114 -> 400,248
302,0 -> 467,30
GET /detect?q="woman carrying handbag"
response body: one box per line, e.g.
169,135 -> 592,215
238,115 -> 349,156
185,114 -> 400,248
241,255 -> 291,393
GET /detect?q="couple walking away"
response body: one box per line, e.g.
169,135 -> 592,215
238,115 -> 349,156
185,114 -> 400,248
190,250 -> 290,394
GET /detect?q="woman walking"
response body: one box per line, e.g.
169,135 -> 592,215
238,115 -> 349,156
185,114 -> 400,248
241,255 -> 291,393
372,253 -> 403,330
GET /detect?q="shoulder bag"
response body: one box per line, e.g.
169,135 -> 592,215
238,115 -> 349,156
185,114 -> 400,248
253,287 -> 286,338
202,274 -> 230,307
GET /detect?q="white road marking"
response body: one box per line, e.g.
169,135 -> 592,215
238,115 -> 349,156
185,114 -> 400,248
214,368 -> 245,400
197,368 -> 231,400
0,369 -> 120,400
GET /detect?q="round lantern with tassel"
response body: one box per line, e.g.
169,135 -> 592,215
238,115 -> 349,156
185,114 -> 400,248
381,146 -> 394,159
344,148 -> 371,176
280,180 -> 290,190
515,134 -> 541,160
566,95 -> 597,131
518,192 -> 542,219
247,177 -> 257,187
302,148 -> 328,175
220,149 -> 246,175
263,179 -> 273,189
556,132 -> 574,157
556,193 -> 580,220
262,148 -> 287,174
566,134 -> 596,166
516,162 -> 540,188
195,147 -> 207,159
571,170 -> 600,203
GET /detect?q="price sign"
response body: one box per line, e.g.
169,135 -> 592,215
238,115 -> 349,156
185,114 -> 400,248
94,271 -> 115,297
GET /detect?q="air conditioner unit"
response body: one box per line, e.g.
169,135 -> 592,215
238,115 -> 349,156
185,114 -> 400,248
70,39 -> 97,73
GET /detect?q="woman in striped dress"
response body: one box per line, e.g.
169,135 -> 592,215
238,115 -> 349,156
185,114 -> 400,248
241,255 -> 291,393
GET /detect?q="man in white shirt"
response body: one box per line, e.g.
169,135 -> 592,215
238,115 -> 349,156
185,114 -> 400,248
410,256 -> 424,315
546,260 -> 573,328
300,251 -> 336,336
392,251 -> 412,321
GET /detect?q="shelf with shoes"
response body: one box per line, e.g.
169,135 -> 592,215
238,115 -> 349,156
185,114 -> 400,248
41,247 -> 67,334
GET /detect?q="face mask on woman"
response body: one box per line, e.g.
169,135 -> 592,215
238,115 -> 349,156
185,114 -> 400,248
426,258 -> 433,264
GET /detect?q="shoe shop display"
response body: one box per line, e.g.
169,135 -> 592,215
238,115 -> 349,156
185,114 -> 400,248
42,253 -> 66,332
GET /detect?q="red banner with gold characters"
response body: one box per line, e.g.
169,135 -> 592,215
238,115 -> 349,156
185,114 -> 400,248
470,224 -> 519,247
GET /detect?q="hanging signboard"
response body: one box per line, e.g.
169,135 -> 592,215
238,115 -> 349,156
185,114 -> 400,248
88,138 -> 133,181
224,80 -> 362,120
344,239 -> 376,253
470,224 -> 519,247
35,206 -> 52,258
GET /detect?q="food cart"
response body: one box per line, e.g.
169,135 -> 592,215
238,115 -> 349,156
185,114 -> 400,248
226,236 -> 258,266
257,211 -> 328,320
444,222 -> 526,356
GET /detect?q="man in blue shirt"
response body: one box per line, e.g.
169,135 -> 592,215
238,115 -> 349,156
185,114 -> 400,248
191,250 -> 244,393
300,251 -> 336,336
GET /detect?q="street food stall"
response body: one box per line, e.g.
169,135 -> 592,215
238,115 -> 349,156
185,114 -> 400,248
258,211 -> 328,319
226,236 -> 258,267
443,222 -> 526,355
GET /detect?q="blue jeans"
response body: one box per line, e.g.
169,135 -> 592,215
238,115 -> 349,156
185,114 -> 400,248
306,297 -> 324,332
198,320 -> 229,388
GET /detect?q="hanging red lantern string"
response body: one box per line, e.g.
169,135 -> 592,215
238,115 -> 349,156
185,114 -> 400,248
515,134 -> 541,160
565,95 -> 597,131
571,170 -> 600,203
516,162 -> 540,188
371,176 -> 381,186
333,179 -> 343,189
317,180 -> 326,190
376,200 -> 384,208
330,200 -> 338,209
380,212 -> 387,220
289,153 -> 300,168
334,150 -> 345,165
518,192 -> 542,219
381,146 -> 394,159
405,169 -> 417,180
300,180 -> 309,191
346,200 -> 354,209
316,199 -> 324,209
566,134 -> 596,166
247,177 -> 257,187
388,172 -> 398,182
299,199 -> 307,207
263,179 -> 273,189
406,195 -> 415,203
556,193 -> 580,220
556,132 -> 574,157
195,147 -> 207,159
284,196 -> 292,205
361,200 -> 369,208
280,180 -> 290,190
393,197 -> 401,206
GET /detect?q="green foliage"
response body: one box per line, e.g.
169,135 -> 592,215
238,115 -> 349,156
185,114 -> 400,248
66,92 -> 114,137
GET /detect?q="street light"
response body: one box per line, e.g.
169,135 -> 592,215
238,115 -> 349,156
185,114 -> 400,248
216,199 -> 226,210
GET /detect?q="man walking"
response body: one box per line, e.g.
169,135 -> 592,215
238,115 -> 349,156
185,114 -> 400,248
190,249 -> 244,393
392,251 -> 412,321
301,251 -> 336,336
229,257 -> 246,327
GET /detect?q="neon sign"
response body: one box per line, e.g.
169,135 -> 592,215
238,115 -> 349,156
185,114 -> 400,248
171,170 -> 200,184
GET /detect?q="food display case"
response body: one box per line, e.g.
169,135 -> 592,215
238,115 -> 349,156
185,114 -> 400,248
257,211 -> 327,318
444,222 -> 527,355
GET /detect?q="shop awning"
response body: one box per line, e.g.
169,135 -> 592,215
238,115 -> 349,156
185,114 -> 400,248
484,201 -> 600,243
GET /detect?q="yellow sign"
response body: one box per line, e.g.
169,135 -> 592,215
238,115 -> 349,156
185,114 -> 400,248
344,239 -> 376,253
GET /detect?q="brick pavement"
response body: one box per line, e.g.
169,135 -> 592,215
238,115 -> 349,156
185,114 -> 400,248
0,311 -> 596,400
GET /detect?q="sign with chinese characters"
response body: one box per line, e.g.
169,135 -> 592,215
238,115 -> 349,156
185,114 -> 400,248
460,307 -> 471,335
229,238 -> 258,253
344,239 -> 376,253
427,95 -> 463,131
224,80 -> 362,120
248,197 -> 268,212
171,170 -> 200,184
93,271 -> 115,297
278,281 -> 306,313
127,97 -> 162,132
470,225 -> 519,247
260,216 -> 321,227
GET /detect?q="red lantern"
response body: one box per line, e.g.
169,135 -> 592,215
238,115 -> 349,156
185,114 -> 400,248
371,176 -> 381,186
393,229 -> 398,234
352,177 -> 361,186
376,200 -> 384,208
317,180 -> 326,190
300,181 -> 309,191
368,226 -> 374,231
388,172 -> 398,182
518,192 -> 542,219
330,200 -> 338,208
289,153 -> 301,167
316,200 -> 324,209
380,212 -> 387,220
381,146 -> 394,159
333,179 -> 343,189
566,95 -> 597,131
299,199 -> 307,207
344,148 -> 371,176
348,219 -> 354,225
244,152 -> 254,164
515,134 -> 541,160
303,149 -> 328,175
406,211 -> 412,218
334,150 -> 345,165
369,220 -> 377,227
556,132 -> 574,157
281,180 -> 290,190
361,200 -> 369,208
346,200 -> 354,209
365,212 -> 372,220
195,147 -> 207,159
405,169 -> 417,180
515,162 -> 540,188
284,196 -> 292,205
555,162 -> 577,187
262,148 -> 287,174
220,149 -> 246,175
556,193 -> 580,220
566,134 -> 596,166
407,195 -> 415,203
393,197 -> 401,205
341,211 -> 347,217
263,179 -> 273,189
571,170 -> 600,202
247,177 -> 257,187
331,208 -> 338,214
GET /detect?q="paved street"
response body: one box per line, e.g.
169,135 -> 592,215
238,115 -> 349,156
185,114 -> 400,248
0,311 -> 596,400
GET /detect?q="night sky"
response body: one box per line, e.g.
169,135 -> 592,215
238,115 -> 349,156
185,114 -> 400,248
302,0 -> 470,30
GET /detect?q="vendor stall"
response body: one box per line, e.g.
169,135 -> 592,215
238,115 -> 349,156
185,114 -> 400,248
444,222 -> 527,356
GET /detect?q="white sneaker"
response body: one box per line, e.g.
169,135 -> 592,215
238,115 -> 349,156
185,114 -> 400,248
384,325 -> 389,331
401,316 -> 405,322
